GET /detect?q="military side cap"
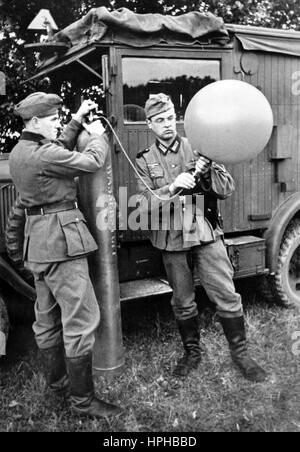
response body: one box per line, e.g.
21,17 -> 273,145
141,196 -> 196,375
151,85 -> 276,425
144,93 -> 174,119
14,92 -> 62,120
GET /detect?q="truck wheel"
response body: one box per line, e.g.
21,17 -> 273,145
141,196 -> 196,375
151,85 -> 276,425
1,282 -> 35,325
268,219 -> 300,308
0,294 -> 9,358
256,274 -> 275,304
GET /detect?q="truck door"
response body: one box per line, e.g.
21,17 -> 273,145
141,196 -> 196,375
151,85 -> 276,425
107,47 -> 232,282
114,48 -> 232,242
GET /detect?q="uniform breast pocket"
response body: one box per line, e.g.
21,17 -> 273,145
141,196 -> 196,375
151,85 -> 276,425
58,210 -> 97,257
148,165 -> 165,188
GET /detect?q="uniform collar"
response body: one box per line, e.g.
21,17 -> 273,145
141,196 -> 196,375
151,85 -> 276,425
156,135 -> 181,155
20,130 -> 46,143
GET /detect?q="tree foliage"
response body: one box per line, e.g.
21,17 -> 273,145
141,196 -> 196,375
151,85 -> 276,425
1,0 -> 300,152
0,31 -> 37,151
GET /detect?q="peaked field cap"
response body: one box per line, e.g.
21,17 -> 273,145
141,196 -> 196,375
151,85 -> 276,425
14,92 -> 62,120
144,93 -> 174,119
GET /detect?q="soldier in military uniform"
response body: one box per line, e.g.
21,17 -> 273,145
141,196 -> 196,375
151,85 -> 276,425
9,92 -> 121,418
135,93 -> 267,382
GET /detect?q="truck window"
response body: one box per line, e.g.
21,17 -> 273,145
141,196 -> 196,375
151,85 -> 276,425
122,57 -> 220,123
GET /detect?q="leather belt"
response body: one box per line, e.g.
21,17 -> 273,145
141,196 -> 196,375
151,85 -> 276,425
25,200 -> 79,216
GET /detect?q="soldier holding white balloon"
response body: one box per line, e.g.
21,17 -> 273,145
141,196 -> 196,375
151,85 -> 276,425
135,93 -> 267,382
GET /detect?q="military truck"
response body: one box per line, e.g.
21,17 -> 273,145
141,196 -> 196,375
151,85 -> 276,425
1,7 -> 300,359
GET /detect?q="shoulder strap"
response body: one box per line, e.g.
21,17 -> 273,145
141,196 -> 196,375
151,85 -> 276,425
138,143 -> 160,165
39,138 -> 51,145
136,147 -> 150,160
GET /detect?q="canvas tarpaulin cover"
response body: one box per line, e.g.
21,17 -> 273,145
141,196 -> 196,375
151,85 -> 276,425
53,7 -> 229,48
236,33 -> 300,57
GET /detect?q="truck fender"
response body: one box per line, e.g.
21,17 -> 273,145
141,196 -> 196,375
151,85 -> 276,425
0,256 -> 36,301
264,191 -> 300,273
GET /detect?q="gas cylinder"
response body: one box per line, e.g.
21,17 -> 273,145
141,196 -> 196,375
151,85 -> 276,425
77,127 -> 124,377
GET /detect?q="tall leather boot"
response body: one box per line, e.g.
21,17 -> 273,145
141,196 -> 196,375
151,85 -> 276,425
219,316 -> 267,383
39,345 -> 70,398
66,353 -> 122,419
173,315 -> 202,377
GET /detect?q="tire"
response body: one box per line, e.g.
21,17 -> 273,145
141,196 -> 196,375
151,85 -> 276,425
267,219 -> 300,308
0,294 -> 9,357
256,274 -> 275,304
1,282 -> 35,325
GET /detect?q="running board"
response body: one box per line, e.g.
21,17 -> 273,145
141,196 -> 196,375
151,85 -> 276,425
120,277 -> 172,302
120,236 -> 269,302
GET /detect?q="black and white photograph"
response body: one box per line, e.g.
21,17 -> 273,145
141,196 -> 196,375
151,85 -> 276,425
0,0 -> 299,435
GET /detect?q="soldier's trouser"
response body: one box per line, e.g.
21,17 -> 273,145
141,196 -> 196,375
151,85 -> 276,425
26,258 -> 100,358
162,238 -> 243,321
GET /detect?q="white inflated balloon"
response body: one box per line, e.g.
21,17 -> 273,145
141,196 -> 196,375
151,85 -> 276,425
184,80 -> 274,164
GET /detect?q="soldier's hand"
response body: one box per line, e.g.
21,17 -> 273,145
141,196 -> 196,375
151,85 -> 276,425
83,120 -> 105,136
195,156 -> 211,176
171,172 -> 196,191
74,100 -> 99,123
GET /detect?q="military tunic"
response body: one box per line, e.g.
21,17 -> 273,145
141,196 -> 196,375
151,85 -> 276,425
135,135 -> 243,321
9,119 -> 107,357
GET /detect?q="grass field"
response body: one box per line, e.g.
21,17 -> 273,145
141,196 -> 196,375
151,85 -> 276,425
0,280 -> 299,432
